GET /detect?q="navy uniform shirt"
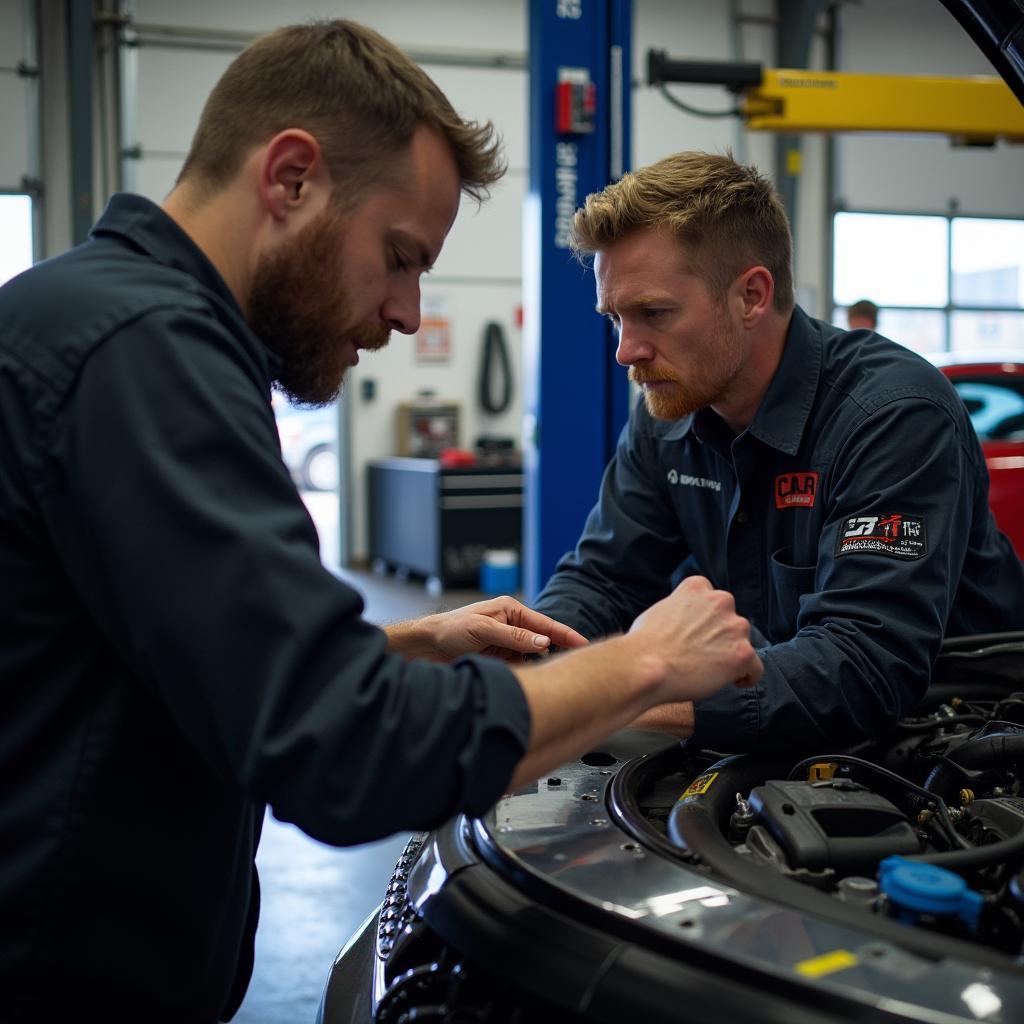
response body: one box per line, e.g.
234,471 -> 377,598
0,194 -> 529,1023
535,306 -> 1024,752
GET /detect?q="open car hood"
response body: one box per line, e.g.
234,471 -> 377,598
939,0 -> 1024,101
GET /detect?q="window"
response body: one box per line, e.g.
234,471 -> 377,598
0,193 -> 33,287
832,210 -> 1024,355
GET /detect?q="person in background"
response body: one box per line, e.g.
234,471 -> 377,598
533,150 -> 1024,756
847,297 -> 879,330
0,24 -> 761,1024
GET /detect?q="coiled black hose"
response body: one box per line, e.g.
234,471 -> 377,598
924,731 -> 1024,801
478,321 -> 512,414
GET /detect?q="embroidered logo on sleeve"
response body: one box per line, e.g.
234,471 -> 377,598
775,472 -> 819,509
835,513 -> 928,560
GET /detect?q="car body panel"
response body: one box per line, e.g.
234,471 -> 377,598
937,360 -> 1024,556
273,401 -> 340,492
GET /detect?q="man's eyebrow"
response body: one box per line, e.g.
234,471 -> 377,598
595,296 -> 667,315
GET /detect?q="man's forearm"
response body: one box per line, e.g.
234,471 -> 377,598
630,700 -> 695,737
508,635 -> 666,790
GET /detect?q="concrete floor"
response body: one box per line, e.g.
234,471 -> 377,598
234,559 -> 493,1024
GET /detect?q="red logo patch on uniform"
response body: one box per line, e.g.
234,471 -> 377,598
775,472 -> 819,509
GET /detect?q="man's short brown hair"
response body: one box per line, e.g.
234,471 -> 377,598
571,151 -> 794,313
177,20 -> 504,202
847,299 -> 879,327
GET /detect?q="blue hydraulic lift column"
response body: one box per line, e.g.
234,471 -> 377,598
523,0 -> 632,599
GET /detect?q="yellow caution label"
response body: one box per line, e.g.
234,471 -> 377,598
680,771 -> 718,799
808,762 -> 838,782
794,950 -> 859,979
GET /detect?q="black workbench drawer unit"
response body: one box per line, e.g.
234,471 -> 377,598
368,457 -> 522,589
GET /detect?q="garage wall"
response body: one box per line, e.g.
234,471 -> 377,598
834,0 -> 1024,218
631,0 -> 829,312
0,0 -> 32,190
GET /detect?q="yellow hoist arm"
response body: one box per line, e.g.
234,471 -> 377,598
742,68 -> 1024,143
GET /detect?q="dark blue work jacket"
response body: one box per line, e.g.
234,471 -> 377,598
0,194 -> 528,1023
535,307 -> 1024,752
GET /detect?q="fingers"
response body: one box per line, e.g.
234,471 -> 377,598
475,597 -> 589,650
678,574 -> 714,592
511,606 -> 589,649
733,650 -> 764,688
471,618 -> 552,655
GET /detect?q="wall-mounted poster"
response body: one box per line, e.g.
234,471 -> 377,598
415,294 -> 452,362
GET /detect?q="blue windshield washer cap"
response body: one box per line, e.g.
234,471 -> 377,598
878,856 -> 983,932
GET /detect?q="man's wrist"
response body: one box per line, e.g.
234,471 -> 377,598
384,616 -> 437,660
612,634 -> 669,707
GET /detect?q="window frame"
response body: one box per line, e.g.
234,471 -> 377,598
0,189 -> 36,287
831,207 -> 1024,353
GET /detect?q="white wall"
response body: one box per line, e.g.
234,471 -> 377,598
344,57 -> 526,562
834,0 -> 1024,217
0,0 -> 32,188
631,0 -> 831,318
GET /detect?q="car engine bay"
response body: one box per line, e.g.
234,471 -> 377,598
321,634 -> 1024,1023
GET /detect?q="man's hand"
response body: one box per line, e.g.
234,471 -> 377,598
385,596 -> 588,663
506,576 -> 760,791
628,576 -> 763,704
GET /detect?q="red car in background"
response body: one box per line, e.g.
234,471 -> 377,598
934,356 -> 1024,558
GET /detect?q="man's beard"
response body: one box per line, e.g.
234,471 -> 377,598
248,206 -> 390,407
629,317 -> 743,420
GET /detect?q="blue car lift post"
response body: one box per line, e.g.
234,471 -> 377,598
523,0 -> 633,600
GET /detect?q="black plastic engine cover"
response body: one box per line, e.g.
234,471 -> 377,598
749,780 -> 920,872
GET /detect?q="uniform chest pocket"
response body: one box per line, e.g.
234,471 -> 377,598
768,548 -> 817,641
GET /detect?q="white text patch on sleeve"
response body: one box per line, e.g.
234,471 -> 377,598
834,513 -> 927,560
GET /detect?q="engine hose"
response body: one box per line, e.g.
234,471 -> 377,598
912,828 -> 1024,871
478,321 -> 512,414
896,714 -> 986,733
924,732 -> 1024,801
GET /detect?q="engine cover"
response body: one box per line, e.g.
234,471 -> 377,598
749,780 -> 920,872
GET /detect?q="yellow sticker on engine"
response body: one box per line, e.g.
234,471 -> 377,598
794,950 -> 859,978
680,771 -> 719,799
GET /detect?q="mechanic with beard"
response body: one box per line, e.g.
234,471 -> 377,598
0,23 -> 764,1024
533,150 -> 1024,755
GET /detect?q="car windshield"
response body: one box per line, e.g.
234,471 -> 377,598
951,378 -> 1024,441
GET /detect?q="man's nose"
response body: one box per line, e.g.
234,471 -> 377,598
615,325 -> 651,366
382,281 -> 421,335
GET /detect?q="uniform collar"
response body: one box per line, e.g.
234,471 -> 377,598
746,306 -> 822,455
90,193 -> 244,315
89,193 -> 281,377
682,305 -> 821,454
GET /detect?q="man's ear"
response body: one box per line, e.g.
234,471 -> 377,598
736,265 -> 774,326
258,129 -> 329,222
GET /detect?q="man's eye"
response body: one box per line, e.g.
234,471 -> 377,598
605,314 -> 620,330
390,249 -> 409,273
643,308 -> 663,320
